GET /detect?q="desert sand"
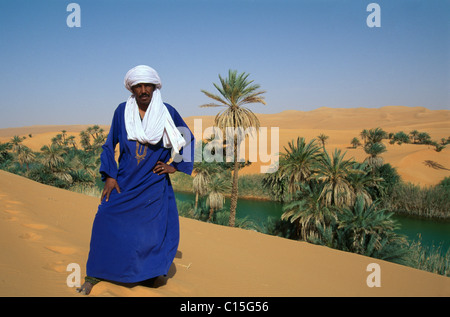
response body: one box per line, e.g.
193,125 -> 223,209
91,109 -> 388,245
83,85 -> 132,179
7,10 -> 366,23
0,106 -> 449,297
0,170 -> 449,297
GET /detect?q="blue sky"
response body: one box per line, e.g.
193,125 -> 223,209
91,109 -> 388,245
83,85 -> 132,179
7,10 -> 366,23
0,0 -> 448,128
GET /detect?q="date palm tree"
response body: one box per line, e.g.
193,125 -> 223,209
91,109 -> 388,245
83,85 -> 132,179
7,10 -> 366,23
0,142 -> 12,167
409,130 -> 419,144
281,181 -> 336,241
40,144 -> 72,184
317,133 -> 329,149
67,135 -> 77,149
364,142 -> 387,169
350,137 -> 361,148
206,174 -> 231,221
40,144 -> 65,169
336,196 -> 408,261
17,146 -> 35,172
366,127 -> 387,144
346,162 -> 383,207
312,196 -> 410,264
360,129 -> 369,145
277,137 -> 322,197
200,70 -> 266,227
314,148 -> 355,207
192,160 -> 220,212
10,135 -> 26,153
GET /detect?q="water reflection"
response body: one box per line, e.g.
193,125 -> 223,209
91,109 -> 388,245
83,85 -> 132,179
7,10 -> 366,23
175,191 -> 450,252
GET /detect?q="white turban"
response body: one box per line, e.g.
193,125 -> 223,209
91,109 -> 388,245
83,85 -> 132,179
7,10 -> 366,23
124,65 -> 162,92
123,65 -> 186,154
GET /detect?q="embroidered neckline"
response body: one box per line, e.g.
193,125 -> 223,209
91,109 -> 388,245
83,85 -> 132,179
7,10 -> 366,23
135,141 -> 147,165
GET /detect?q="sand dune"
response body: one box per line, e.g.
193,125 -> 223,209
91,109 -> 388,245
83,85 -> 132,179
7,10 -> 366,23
184,106 -> 450,185
0,170 -> 449,297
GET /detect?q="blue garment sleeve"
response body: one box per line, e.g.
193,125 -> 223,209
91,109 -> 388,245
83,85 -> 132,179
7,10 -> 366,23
166,104 -> 195,175
99,106 -> 121,181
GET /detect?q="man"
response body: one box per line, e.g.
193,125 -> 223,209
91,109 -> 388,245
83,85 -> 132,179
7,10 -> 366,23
77,65 -> 194,295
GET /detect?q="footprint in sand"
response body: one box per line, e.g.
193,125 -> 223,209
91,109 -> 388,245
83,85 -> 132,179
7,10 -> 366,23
43,260 -> 68,273
45,245 -> 77,255
22,223 -> 48,230
4,209 -> 20,215
1,209 -> 20,221
18,224 -> 47,241
19,232 -> 42,241
5,200 -> 23,206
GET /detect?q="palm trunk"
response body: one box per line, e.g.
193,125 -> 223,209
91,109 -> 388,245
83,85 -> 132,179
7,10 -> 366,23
194,192 -> 199,212
229,138 -> 239,227
208,206 -> 214,221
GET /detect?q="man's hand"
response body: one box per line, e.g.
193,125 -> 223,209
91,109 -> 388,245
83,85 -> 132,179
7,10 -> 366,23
153,161 -> 176,175
101,177 -> 121,202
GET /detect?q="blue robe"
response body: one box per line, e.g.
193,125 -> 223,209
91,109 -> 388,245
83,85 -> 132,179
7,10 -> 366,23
86,102 -> 194,283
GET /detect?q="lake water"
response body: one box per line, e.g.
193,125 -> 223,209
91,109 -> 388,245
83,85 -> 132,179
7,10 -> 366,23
174,191 -> 450,253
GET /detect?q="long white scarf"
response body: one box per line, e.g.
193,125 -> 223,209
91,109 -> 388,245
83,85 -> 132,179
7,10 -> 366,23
124,89 -> 186,154
123,65 -> 186,154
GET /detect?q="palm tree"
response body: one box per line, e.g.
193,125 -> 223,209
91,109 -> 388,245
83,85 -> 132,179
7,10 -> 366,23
350,137 -> 361,148
417,132 -> 431,144
17,146 -> 35,172
10,135 -> 26,153
317,133 -> 329,149
393,131 -> 410,145
262,169 -> 288,202
409,130 -> 419,144
346,162 -> 383,207
80,125 -> 106,154
0,141 -> 12,158
312,196 -> 410,264
79,130 -> 91,151
200,70 -> 266,227
314,148 -> 355,207
364,142 -> 387,169
192,160 -> 218,212
360,129 -> 369,145
277,137 -> 322,197
39,144 -> 72,184
206,175 -> 231,221
71,154 -> 97,180
366,127 -> 387,144
40,144 -> 66,169
281,181 -> 336,241
336,196 -> 407,260
66,135 -> 77,149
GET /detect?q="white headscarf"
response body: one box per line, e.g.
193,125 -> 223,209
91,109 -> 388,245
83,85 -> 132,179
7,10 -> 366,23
123,65 -> 186,154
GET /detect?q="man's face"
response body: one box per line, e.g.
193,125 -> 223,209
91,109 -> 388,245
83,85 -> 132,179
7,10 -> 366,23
132,83 -> 156,107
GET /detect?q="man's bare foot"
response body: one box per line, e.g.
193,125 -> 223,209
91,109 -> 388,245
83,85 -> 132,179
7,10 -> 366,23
76,281 -> 94,295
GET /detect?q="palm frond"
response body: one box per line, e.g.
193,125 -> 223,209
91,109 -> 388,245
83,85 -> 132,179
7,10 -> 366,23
200,89 -> 230,107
